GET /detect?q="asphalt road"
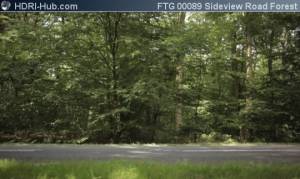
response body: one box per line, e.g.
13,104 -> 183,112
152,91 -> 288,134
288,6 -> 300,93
0,144 -> 300,163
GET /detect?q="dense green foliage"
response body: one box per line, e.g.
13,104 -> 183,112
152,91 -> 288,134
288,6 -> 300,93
1,159 -> 300,179
0,13 -> 300,143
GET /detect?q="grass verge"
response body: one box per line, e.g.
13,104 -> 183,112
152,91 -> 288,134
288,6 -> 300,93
0,159 -> 300,179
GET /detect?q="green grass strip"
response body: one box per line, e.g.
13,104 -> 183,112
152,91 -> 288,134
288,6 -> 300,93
1,159 -> 300,179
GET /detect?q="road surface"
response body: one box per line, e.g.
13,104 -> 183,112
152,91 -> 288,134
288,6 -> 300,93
0,144 -> 300,163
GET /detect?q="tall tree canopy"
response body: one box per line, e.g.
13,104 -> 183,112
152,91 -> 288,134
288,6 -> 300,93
0,13 -> 300,143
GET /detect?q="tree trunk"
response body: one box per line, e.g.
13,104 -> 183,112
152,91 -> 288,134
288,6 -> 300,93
175,12 -> 186,130
230,32 -> 241,106
267,30 -> 274,100
101,13 -> 123,142
241,29 -> 254,142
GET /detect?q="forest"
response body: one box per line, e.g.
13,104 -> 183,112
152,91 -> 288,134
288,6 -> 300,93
0,13 -> 300,144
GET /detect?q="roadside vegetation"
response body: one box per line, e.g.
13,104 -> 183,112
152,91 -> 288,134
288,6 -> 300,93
0,159 -> 300,179
1,13 -> 300,144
